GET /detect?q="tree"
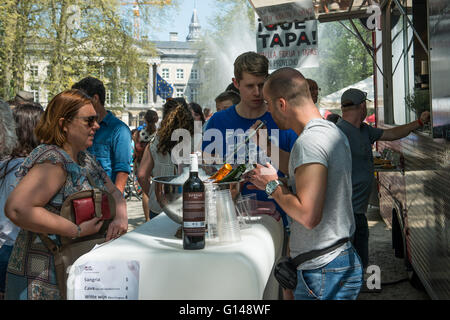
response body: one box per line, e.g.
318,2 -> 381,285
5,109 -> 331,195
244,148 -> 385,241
300,20 -> 373,96
0,0 -> 176,106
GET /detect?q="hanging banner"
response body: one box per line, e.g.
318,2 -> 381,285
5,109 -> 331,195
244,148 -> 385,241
249,0 -> 315,26
257,18 -> 318,70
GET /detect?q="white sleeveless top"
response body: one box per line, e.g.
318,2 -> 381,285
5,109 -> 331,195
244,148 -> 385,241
149,136 -> 177,213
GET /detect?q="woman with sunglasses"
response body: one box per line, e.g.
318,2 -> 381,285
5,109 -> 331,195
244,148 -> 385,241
4,90 -> 127,300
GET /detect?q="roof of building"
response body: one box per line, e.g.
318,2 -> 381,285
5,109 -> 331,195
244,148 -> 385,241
152,41 -> 196,50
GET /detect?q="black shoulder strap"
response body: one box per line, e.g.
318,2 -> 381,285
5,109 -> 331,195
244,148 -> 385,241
292,237 -> 350,267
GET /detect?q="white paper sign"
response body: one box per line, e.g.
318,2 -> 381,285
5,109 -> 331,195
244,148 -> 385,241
249,0 -> 315,26
257,18 -> 318,69
73,260 -> 140,300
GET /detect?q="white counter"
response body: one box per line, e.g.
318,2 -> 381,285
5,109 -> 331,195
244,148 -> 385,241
67,212 -> 284,300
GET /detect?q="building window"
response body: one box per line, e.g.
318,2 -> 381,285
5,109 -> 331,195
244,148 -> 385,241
162,68 -> 170,79
30,65 -> 39,77
190,69 -> 199,80
190,87 -> 198,102
106,90 -> 112,105
122,91 -> 132,105
176,88 -> 184,98
176,69 -> 184,79
30,85 -> 40,103
137,90 -> 148,105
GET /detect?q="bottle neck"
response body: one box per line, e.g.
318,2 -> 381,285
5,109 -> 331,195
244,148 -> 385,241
190,154 -> 199,173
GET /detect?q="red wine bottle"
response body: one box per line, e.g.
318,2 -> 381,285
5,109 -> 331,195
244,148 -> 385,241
182,153 -> 205,250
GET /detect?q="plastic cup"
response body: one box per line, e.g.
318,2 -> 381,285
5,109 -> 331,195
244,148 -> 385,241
205,182 -> 219,241
240,193 -> 257,215
235,200 -> 250,229
216,190 -> 241,243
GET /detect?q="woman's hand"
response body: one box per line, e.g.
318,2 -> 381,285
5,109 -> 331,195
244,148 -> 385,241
103,174 -> 128,241
78,217 -> 104,237
106,215 -> 128,241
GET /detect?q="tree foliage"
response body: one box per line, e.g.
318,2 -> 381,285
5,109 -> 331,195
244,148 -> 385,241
300,21 -> 374,96
0,0 -> 175,105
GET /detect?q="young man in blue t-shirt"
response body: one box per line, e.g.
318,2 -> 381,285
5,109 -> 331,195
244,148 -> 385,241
202,52 -> 298,227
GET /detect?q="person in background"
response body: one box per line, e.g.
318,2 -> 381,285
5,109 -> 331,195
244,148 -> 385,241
0,103 -> 43,300
0,100 -> 17,300
336,88 -> 430,271
215,90 -> 241,113
326,113 -> 341,124
0,100 -> 17,159
72,77 -> 132,194
245,67 -> 362,300
133,110 -> 158,222
306,79 -> 320,104
203,108 -> 212,121
226,82 -> 240,96
189,102 -> 205,125
137,98 -> 194,220
8,91 -> 35,108
4,90 -> 127,300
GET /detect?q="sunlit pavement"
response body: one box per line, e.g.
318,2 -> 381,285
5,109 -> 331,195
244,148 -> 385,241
126,199 -> 146,233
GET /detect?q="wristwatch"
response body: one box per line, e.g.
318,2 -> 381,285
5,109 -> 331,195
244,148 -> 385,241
265,180 -> 283,196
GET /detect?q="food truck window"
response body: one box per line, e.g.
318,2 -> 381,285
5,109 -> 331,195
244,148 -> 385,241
388,1 -> 431,134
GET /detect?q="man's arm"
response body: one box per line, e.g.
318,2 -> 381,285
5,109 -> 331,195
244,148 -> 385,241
245,162 -> 327,229
112,125 -> 132,194
137,144 -> 154,196
380,111 -> 430,141
114,172 -> 129,194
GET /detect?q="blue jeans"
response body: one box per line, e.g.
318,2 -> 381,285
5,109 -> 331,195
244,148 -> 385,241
0,245 -> 13,294
294,245 -> 363,300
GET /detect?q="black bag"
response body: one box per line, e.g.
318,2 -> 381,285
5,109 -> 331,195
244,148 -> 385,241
274,256 -> 298,290
274,237 -> 350,290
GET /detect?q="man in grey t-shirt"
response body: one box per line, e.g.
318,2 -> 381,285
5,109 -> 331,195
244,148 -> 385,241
336,88 -> 430,269
245,68 -> 362,300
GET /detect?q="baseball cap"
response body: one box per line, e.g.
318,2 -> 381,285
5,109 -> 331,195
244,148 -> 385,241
341,88 -> 371,107
16,91 -> 34,102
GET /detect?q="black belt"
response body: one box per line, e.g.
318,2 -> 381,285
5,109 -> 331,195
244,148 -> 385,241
291,237 -> 350,267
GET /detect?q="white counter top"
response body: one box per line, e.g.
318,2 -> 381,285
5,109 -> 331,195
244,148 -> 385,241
67,212 -> 284,300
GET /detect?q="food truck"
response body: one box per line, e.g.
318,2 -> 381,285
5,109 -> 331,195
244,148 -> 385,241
250,0 -> 449,299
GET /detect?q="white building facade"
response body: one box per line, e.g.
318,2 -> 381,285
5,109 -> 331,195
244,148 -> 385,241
23,9 -> 204,129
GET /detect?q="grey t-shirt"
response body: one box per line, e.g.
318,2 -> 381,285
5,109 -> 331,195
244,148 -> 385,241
336,119 -> 384,215
288,119 -> 354,270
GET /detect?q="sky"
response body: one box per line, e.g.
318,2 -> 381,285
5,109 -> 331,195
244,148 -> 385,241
149,0 -> 218,41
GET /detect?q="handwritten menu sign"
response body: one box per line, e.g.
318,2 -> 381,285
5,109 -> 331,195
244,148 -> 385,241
257,18 -> 318,69
73,261 -> 140,300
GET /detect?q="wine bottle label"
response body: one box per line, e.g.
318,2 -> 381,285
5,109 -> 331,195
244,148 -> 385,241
183,192 -> 205,236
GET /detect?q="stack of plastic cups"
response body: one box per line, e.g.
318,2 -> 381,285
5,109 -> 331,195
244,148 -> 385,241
205,182 -> 218,241
216,189 -> 242,243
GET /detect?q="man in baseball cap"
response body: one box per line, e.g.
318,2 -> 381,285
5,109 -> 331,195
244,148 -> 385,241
336,87 -> 430,276
341,88 -> 371,107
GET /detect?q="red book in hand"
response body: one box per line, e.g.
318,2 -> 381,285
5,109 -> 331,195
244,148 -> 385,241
73,194 -> 111,225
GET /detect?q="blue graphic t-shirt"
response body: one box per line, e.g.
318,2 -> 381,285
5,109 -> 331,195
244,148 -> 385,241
202,105 -> 298,226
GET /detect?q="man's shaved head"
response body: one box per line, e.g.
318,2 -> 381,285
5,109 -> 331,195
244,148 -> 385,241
264,68 -> 312,106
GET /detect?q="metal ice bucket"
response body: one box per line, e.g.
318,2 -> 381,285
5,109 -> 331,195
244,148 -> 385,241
153,175 -> 242,224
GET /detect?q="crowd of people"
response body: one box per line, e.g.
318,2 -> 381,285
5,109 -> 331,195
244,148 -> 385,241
0,51 -> 430,300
